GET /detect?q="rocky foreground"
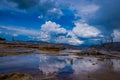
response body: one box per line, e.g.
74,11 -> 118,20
0,73 -> 33,80
0,42 -> 120,57
0,42 -> 120,80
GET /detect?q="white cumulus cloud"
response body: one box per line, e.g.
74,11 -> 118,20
40,21 -> 84,45
48,8 -> 63,16
0,21 -> 85,45
41,21 -> 67,34
72,22 -> 101,38
55,36 -> 84,45
112,30 -> 120,42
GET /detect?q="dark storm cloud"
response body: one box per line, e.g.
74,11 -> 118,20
7,0 -> 38,9
5,0 -> 56,11
0,0 -> 120,32
87,0 -> 120,31
0,0 -> 62,19
58,0 -> 120,33
35,0 -> 58,17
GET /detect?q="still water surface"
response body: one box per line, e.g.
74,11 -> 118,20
0,52 -> 120,80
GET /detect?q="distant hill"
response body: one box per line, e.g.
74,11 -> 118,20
1,40 -> 82,50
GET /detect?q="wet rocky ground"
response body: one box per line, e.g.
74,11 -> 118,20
0,42 -> 120,80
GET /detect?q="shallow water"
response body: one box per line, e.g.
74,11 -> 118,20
59,49 -> 89,54
0,53 -> 120,80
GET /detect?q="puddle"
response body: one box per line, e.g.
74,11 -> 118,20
0,53 -> 120,80
59,49 -> 89,54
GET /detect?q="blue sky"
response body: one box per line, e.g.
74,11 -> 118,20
0,0 -> 120,45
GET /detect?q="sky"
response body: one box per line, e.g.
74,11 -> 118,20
0,0 -> 120,45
